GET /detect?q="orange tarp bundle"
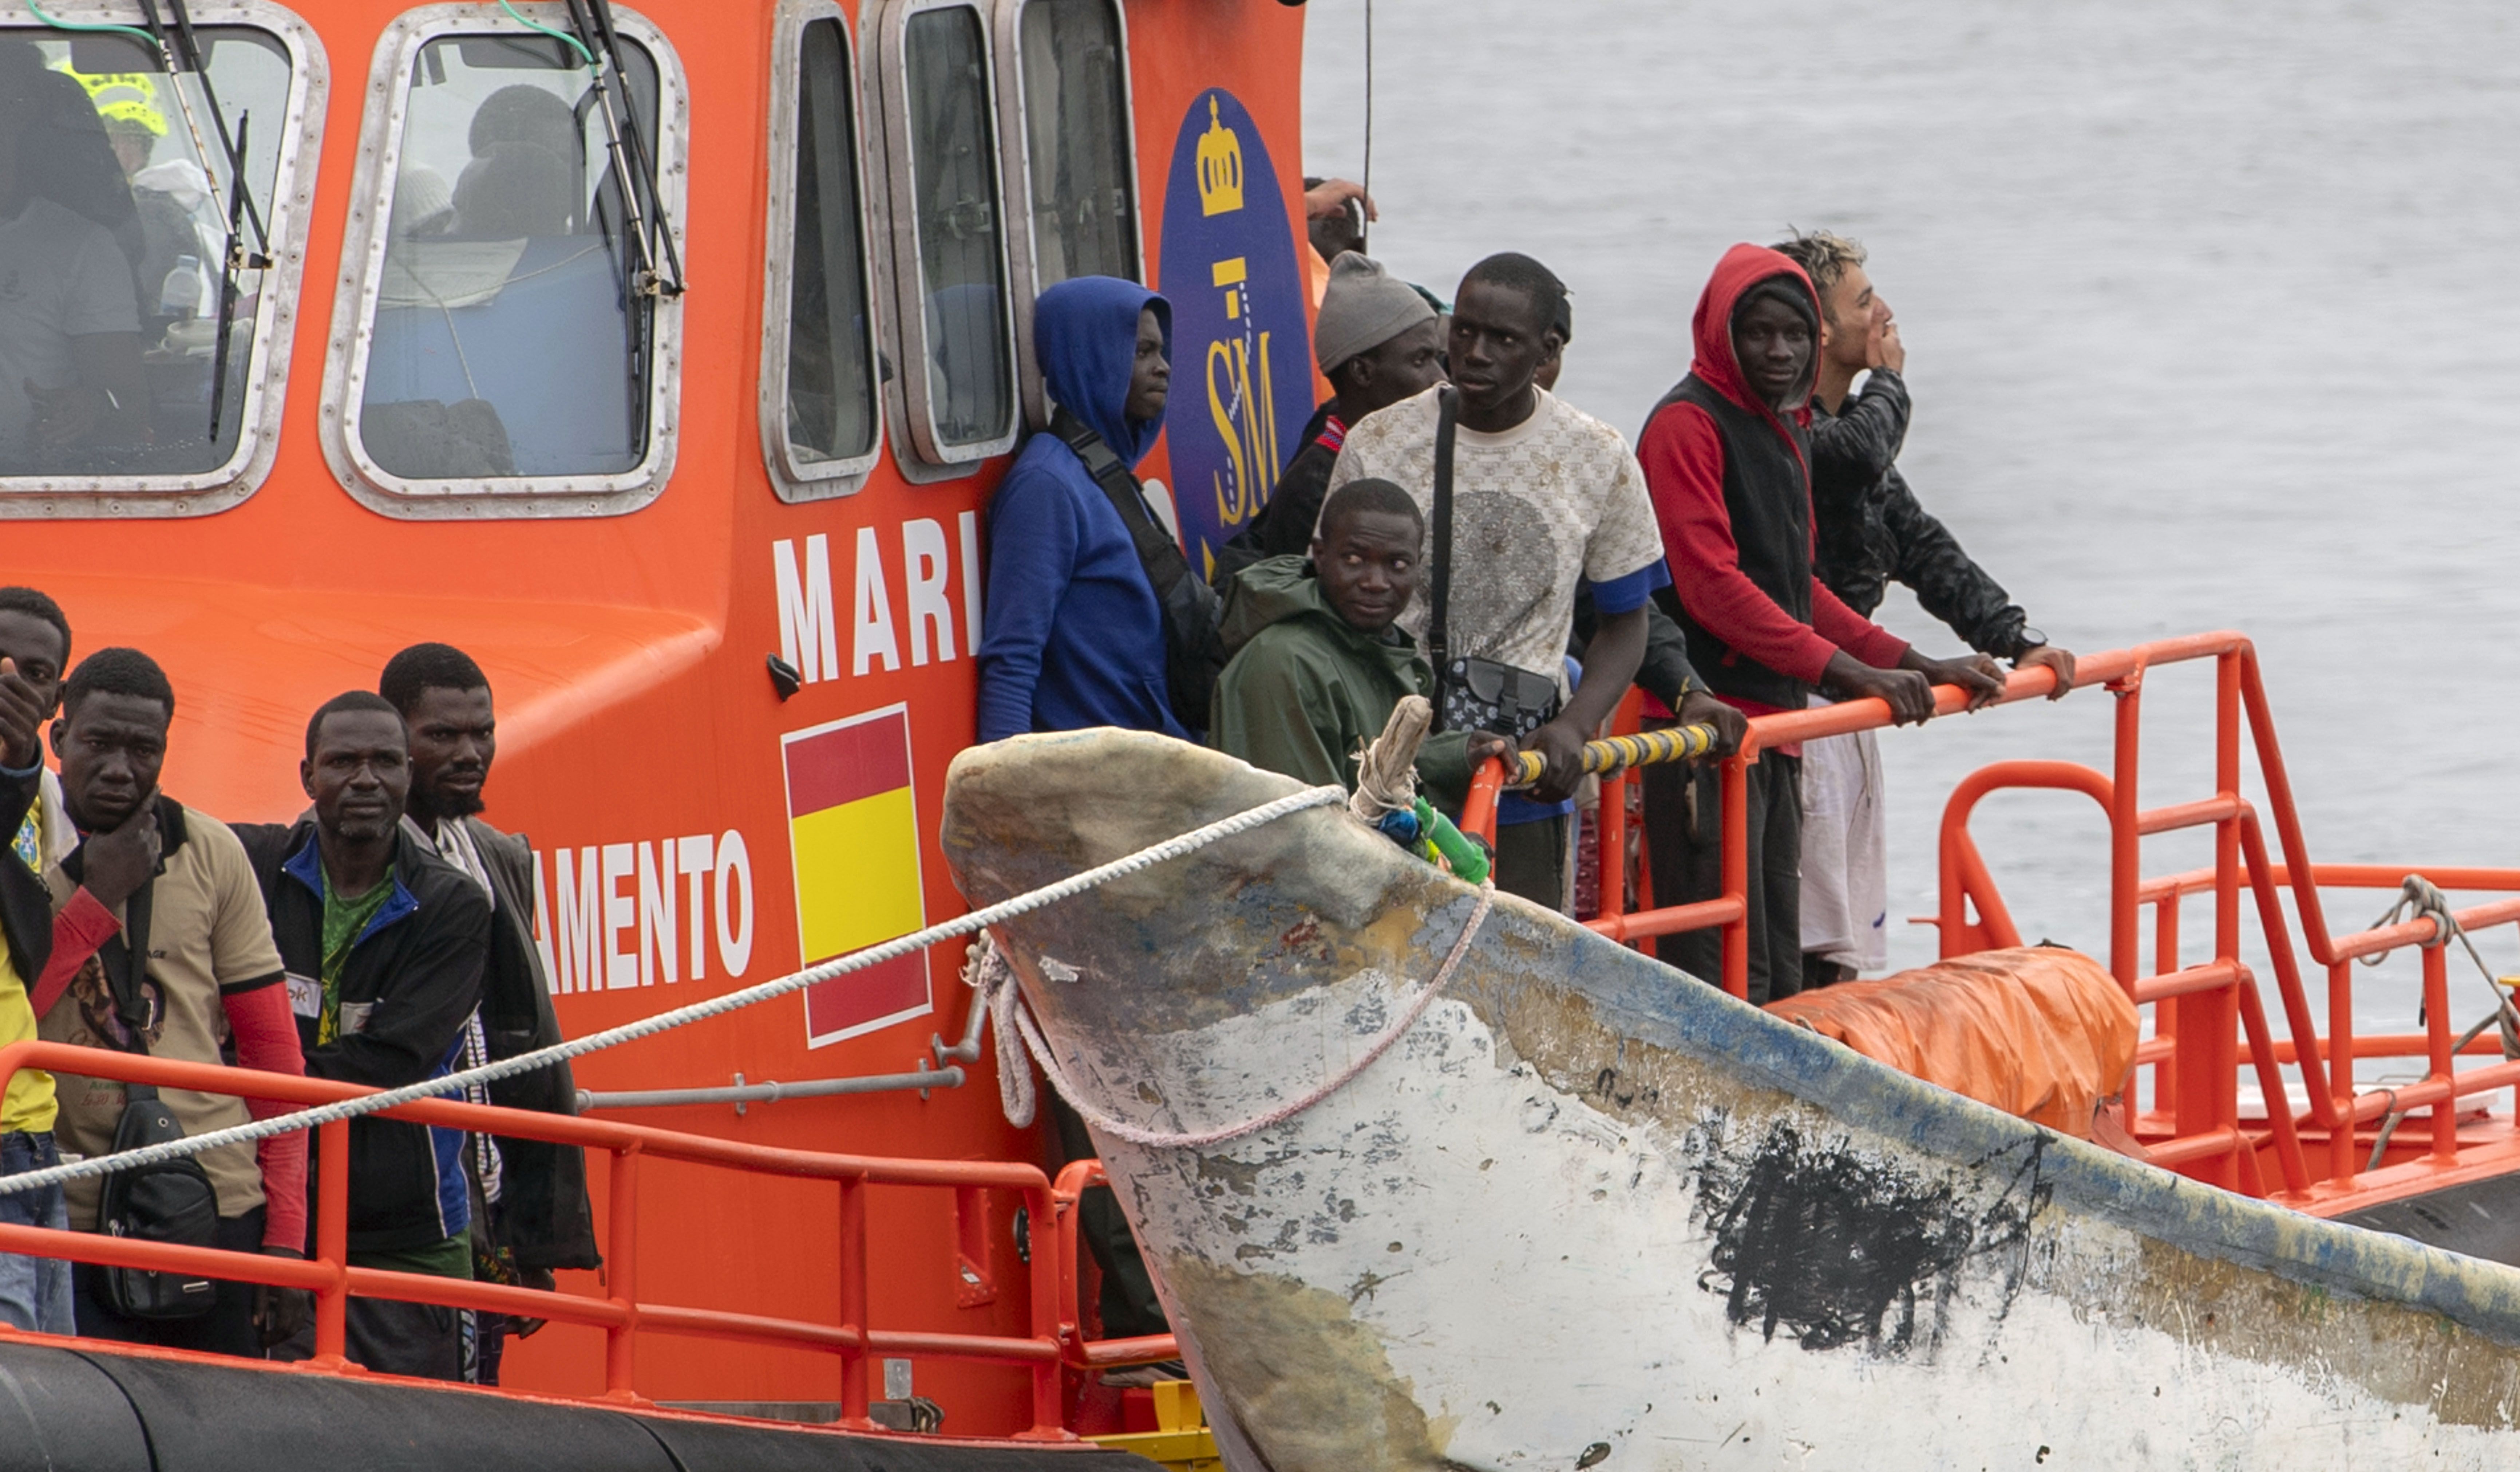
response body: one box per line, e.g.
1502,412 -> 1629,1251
1764,947 -> 2139,1138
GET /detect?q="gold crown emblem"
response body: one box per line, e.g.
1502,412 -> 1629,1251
1196,95 -> 1243,217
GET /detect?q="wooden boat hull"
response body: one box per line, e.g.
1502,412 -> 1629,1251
942,731 -> 2520,1470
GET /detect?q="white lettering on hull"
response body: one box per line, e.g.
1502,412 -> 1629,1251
533,831 -> 755,994
771,514 -> 981,687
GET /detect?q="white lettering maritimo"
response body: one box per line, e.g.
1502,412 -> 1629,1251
774,513 -> 984,687
533,830 -> 756,994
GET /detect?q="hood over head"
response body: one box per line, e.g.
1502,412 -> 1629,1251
1034,275 -> 1172,467
1688,242 -> 1822,418
1218,553 -> 1338,655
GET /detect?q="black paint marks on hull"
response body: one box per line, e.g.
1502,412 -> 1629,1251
1691,1118 -> 2051,1354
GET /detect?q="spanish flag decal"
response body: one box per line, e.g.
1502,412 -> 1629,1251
780,705 -> 932,1047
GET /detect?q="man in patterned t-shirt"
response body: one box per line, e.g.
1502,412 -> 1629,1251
1322,253 -> 1668,911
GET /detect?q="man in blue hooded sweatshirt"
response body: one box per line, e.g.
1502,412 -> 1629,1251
977,277 -> 1188,744
976,276 -> 1187,1370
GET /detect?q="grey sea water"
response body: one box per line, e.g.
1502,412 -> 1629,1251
1301,0 -> 2520,1054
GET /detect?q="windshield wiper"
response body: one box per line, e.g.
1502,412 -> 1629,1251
204,108 -> 255,441
132,0 -> 272,440
561,0 -> 684,450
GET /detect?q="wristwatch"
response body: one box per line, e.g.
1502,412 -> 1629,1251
2013,627 -> 2048,660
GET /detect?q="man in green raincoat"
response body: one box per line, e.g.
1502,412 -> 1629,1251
1210,477 -> 1502,797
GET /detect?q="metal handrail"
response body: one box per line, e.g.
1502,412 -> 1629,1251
1927,642 -> 2520,1202
1469,630 -> 2520,1211
578,1063 -> 964,1112
0,1041 -> 1168,1435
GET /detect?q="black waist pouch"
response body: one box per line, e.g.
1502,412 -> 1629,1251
1440,656 -> 1562,743
99,1086 -> 221,1320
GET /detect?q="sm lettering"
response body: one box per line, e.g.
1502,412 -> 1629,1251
773,513 -> 984,686
533,831 -> 757,995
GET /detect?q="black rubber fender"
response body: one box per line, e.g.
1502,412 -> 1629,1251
0,1340 -> 153,1472
76,1349 -> 676,1472
0,1340 -> 1163,1472
637,1413 -> 1166,1472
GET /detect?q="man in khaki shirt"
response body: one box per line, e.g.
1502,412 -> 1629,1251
35,649 -> 309,1355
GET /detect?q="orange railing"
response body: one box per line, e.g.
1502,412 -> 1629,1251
1465,632 -> 2520,1213
0,1041 -> 1176,1435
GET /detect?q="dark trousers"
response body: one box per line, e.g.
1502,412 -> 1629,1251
273,1294 -> 462,1381
1492,815 -> 1571,914
1642,752 -> 1803,1005
74,1207 -> 268,1357
272,1255 -> 464,1380
1049,1094 -> 1168,1339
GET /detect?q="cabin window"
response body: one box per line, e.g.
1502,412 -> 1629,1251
0,13 -> 320,517
323,9 -> 688,518
873,0 -> 1016,468
763,5 -> 882,500
1011,0 -> 1134,288
988,0 -> 1136,427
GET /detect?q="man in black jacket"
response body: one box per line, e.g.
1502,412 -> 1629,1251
380,642 -> 597,1384
1773,231 -> 2077,987
239,691 -> 488,1381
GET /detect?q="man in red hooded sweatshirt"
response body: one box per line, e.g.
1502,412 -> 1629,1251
1638,244 -> 2001,1003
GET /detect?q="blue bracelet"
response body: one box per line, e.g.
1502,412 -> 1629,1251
0,755 -> 40,780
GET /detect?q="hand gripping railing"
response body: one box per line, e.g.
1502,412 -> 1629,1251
1461,652 -> 2076,995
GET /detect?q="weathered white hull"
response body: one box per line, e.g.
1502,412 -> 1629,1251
942,732 -> 2520,1470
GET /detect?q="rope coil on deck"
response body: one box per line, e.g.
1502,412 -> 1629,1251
0,781 -> 1353,1199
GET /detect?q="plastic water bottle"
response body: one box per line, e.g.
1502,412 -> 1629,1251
159,255 -> 203,319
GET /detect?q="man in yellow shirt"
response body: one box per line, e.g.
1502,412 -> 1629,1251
0,586 -> 73,1332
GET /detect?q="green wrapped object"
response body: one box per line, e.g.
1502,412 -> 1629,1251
1415,796 -> 1491,885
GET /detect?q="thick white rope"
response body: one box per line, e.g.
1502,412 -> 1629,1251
0,783 -> 1349,1199
985,880 -> 1494,1151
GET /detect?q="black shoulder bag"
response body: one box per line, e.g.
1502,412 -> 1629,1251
80,857 -> 222,1321
1050,407 -> 1227,734
1427,385 -> 1563,741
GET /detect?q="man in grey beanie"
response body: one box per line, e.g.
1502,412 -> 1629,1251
1212,252 -> 1447,584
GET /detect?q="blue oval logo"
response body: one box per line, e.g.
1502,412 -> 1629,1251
1157,89 -> 1314,578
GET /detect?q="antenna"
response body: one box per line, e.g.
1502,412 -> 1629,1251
1359,0 -> 1373,253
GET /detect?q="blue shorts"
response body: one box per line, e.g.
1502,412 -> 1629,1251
0,1131 -> 75,1335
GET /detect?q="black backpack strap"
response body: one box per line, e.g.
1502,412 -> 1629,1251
1052,407 -> 1193,599
1049,406 -> 1225,732
62,807 -> 166,1094
1428,385 -> 1459,731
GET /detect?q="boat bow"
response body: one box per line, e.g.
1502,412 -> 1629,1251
942,730 -> 2520,1471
